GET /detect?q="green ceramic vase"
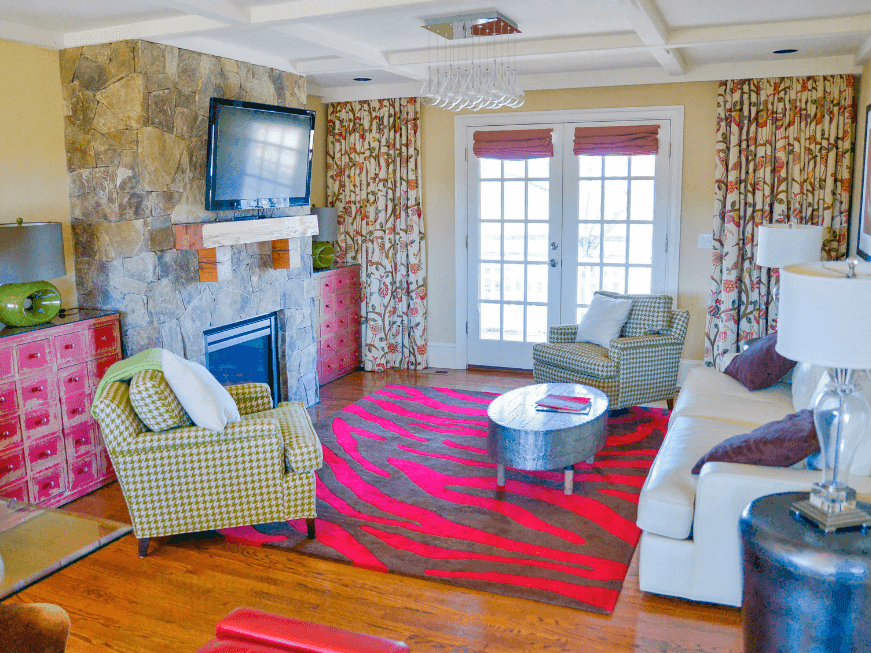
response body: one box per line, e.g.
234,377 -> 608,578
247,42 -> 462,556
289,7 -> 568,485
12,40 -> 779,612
312,241 -> 335,270
0,281 -> 62,327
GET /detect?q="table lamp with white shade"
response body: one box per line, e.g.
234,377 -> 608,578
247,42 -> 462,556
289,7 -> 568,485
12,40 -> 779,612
776,258 -> 871,532
756,223 -> 824,307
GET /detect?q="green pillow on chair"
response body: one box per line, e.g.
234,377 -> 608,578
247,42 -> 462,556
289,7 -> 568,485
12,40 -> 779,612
129,369 -> 193,432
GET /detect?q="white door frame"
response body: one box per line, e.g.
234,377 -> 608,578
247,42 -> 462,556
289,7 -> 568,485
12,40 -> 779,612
453,106 -> 684,369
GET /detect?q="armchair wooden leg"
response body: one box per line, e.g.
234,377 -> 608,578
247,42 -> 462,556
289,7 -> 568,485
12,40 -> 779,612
138,537 -> 150,558
306,518 -> 316,539
667,390 -> 679,412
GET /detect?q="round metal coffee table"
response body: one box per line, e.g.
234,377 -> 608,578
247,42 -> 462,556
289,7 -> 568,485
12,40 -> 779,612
486,383 -> 609,495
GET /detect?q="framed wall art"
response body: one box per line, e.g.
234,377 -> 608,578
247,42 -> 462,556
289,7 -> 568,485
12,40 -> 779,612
857,103 -> 871,261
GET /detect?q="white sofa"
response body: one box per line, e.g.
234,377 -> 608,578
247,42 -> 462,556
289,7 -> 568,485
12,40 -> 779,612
636,364 -> 871,607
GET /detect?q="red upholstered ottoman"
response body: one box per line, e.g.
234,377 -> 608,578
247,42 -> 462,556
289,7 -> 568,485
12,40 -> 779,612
194,608 -> 410,653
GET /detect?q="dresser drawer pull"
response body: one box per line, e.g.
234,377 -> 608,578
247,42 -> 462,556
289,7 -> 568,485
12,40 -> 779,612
0,397 -> 5,402
37,451 -> 51,459
31,386 -> 44,393
100,336 -> 107,342
71,408 -> 82,415
35,418 -> 46,426
29,352 -> 41,359
65,343 -> 76,350
3,464 -> 14,472
74,437 -> 86,445
1,431 -> 8,437
41,481 -> 55,490
76,467 -> 89,475
68,376 -> 80,383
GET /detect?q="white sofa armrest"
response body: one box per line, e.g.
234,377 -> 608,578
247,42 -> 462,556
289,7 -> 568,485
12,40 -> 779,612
689,462 -> 820,606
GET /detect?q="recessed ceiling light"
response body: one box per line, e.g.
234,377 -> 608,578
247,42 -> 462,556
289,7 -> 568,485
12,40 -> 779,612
773,49 -> 798,55
353,77 -> 372,82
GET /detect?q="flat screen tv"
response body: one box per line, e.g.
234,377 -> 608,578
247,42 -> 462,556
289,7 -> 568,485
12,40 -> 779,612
205,97 -> 315,211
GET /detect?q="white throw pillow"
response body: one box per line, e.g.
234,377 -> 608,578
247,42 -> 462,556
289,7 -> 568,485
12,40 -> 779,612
575,294 -> 633,348
160,350 -> 240,433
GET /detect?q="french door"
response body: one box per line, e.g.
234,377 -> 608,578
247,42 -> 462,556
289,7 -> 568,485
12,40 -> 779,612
466,120 -> 673,369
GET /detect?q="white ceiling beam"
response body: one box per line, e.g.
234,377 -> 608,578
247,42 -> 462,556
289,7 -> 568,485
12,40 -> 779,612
671,14 -> 871,46
272,24 -> 387,68
248,0 -> 437,24
856,33 -> 871,65
62,15 -> 226,48
154,35 -> 298,73
0,20 -> 62,49
612,0 -> 686,75
159,0 -> 250,26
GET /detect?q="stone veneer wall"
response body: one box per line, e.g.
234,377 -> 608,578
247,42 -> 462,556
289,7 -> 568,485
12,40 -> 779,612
59,40 -> 318,405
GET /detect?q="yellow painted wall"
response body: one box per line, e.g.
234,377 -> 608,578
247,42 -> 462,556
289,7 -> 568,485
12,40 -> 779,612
423,82 -> 719,361
0,39 -> 75,306
307,94 -> 328,209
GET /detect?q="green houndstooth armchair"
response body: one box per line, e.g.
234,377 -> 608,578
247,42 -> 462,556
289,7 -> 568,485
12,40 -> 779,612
532,292 -> 689,410
91,372 -> 322,557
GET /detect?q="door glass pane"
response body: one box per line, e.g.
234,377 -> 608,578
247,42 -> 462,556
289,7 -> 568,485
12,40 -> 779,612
602,266 -> 625,293
604,155 -> 629,177
481,222 -> 501,260
480,303 -> 501,339
503,181 -> 525,220
629,223 -> 653,264
577,266 -> 599,305
480,158 -> 501,179
628,267 -> 652,294
504,160 -> 525,178
504,264 -> 524,301
481,182 -> 502,221
577,306 -> 588,323
578,156 -> 602,177
578,223 -> 601,263
528,180 -> 549,221
631,154 -> 656,176
603,180 -> 628,221
579,180 -> 602,221
503,304 -> 524,341
528,157 -> 549,177
480,263 -> 501,300
527,264 -> 547,303
630,180 -> 654,221
603,223 -> 627,263
527,305 -> 547,343
527,222 -> 549,261
503,223 -> 525,261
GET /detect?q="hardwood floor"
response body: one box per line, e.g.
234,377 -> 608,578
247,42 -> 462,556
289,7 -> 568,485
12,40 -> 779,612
9,369 -> 743,653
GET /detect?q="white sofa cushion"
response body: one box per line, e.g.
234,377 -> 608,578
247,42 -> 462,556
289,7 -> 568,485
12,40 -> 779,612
637,415 -> 752,539
668,366 -> 793,429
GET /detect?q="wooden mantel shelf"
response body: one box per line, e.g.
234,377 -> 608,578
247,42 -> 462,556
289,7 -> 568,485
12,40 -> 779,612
174,215 -> 319,282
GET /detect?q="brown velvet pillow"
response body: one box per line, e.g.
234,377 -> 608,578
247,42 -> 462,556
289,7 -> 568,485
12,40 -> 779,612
691,409 -> 819,474
724,332 -> 796,391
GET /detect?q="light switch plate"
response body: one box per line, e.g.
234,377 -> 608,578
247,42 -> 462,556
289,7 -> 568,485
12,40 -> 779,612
698,234 -> 713,249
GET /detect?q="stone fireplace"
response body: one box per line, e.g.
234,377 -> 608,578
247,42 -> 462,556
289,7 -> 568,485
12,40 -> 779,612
59,40 -> 318,405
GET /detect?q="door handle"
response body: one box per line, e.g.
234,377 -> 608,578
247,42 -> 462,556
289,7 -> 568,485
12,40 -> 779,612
549,259 -> 558,268
550,242 -> 559,250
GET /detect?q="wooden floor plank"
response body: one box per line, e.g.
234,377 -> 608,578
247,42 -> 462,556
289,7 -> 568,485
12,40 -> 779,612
11,369 -> 743,653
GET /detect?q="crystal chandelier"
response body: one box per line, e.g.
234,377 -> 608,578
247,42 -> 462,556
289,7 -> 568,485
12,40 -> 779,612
419,12 -> 524,111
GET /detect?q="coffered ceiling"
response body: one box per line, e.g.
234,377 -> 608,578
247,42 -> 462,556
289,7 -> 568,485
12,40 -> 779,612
2,0 -> 870,101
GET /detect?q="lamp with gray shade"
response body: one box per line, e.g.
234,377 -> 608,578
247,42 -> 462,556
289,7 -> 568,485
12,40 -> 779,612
0,221 -> 66,327
776,258 -> 871,532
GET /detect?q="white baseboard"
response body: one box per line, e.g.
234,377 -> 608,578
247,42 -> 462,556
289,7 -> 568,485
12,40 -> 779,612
427,342 -> 462,369
678,359 -> 705,386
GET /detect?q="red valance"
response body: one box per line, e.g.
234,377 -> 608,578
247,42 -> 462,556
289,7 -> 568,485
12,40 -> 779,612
573,125 -> 660,156
473,129 -> 554,160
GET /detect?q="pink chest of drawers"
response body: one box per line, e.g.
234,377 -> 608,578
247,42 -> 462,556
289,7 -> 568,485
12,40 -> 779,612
315,265 -> 362,385
0,311 -> 121,507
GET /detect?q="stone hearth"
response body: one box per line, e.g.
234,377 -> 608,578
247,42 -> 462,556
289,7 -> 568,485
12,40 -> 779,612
59,40 -> 318,405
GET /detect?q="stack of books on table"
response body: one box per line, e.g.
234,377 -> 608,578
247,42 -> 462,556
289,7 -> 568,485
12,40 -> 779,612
535,394 -> 592,414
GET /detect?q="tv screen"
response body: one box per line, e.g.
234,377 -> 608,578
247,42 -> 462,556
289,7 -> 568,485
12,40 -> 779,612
205,98 -> 315,211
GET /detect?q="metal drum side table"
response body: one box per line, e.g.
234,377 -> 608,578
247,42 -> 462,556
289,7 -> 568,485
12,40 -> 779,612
740,491 -> 871,653
486,383 -> 609,495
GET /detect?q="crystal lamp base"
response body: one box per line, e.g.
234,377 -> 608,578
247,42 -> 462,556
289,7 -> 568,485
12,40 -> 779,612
791,482 -> 871,533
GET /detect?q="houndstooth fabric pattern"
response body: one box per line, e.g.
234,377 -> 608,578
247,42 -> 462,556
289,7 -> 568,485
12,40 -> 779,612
91,379 -> 322,540
547,324 -> 579,344
226,383 -> 273,416
533,305 -> 690,410
129,370 -> 193,432
595,291 -> 672,337
532,341 -> 618,379
241,402 -> 324,473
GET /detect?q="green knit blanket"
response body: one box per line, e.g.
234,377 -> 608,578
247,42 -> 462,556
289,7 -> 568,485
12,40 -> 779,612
95,348 -> 164,399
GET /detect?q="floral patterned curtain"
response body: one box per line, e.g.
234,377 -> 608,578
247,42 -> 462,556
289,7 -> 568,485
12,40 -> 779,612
326,98 -> 426,371
704,75 -> 855,368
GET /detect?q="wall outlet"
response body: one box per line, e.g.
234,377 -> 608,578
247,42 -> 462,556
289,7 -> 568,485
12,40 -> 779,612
698,233 -> 713,249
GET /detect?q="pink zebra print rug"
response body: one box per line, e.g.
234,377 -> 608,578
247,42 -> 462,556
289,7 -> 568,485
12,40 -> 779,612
219,385 -> 666,614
